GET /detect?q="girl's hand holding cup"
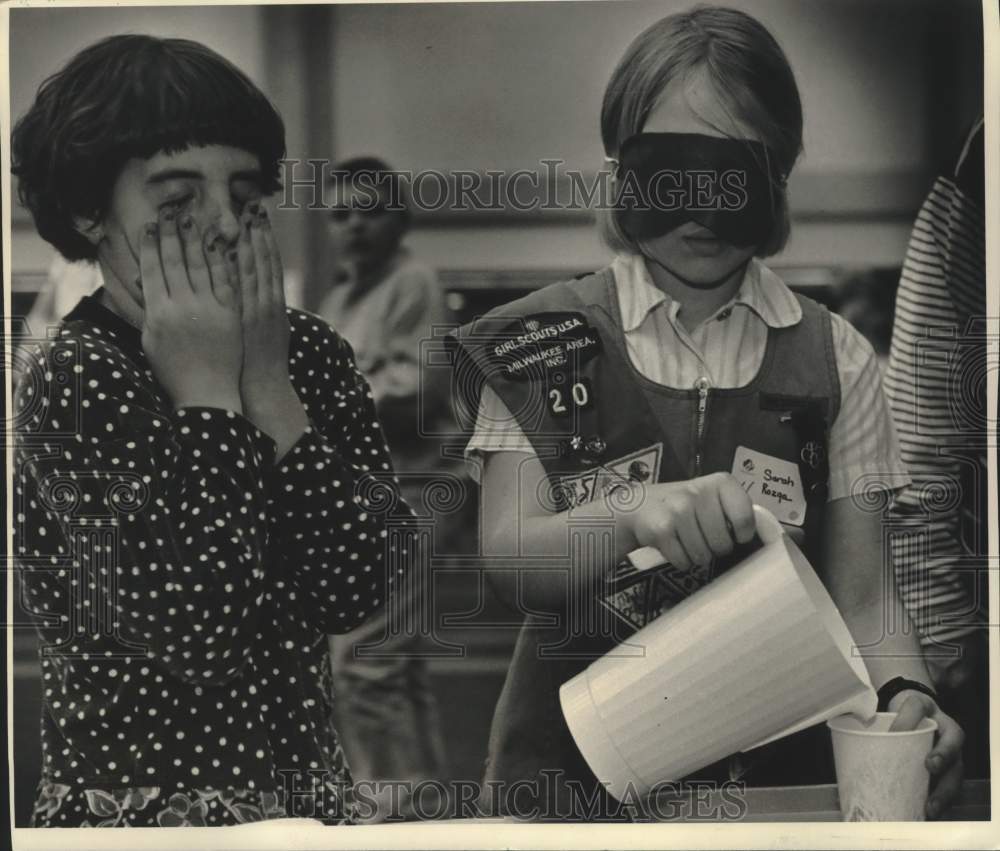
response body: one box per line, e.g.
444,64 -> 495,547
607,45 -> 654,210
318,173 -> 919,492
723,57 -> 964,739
827,691 -> 963,820
888,690 -> 965,818
140,210 -> 244,413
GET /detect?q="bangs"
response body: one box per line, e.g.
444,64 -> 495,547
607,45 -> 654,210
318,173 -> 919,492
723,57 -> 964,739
688,64 -> 788,190
14,34 -> 287,261
101,40 -> 284,184
46,36 -> 285,217
700,51 -> 801,185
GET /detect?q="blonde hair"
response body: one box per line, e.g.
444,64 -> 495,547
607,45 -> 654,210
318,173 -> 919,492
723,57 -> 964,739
599,6 -> 802,257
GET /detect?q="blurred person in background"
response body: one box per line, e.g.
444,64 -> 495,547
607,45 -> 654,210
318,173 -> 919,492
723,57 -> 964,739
320,157 -> 452,820
885,117 -> 988,780
24,256 -> 103,338
13,257 -> 102,385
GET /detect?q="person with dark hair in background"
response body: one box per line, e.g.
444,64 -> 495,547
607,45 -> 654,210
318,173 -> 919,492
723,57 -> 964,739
319,158 -> 451,820
884,117 -> 989,780
12,35 -> 406,826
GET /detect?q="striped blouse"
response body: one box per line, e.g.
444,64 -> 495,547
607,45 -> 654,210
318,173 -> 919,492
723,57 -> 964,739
884,118 -> 987,650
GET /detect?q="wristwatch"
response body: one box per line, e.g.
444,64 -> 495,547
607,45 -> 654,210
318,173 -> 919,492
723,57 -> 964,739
876,676 -> 938,712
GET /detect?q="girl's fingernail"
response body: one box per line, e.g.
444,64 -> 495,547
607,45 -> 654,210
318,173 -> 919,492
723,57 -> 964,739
161,209 -> 176,223
144,223 -> 158,237
180,216 -> 193,231
928,755 -> 942,772
205,241 -> 215,253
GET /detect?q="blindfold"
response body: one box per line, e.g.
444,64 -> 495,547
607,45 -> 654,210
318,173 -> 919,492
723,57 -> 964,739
615,133 -> 784,247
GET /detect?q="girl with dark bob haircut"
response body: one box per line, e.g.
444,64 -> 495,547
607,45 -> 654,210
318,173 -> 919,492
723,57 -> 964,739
13,34 -> 406,826
14,34 -> 285,263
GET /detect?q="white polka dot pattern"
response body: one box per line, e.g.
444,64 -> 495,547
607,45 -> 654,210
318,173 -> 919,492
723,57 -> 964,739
13,296 -> 406,826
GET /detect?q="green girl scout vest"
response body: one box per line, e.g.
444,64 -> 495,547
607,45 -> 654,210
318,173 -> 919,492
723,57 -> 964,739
448,266 -> 841,820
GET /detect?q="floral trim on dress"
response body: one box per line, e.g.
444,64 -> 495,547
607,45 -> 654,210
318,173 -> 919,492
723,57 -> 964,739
156,789 -> 285,826
32,782 -> 72,822
31,778 -> 355,827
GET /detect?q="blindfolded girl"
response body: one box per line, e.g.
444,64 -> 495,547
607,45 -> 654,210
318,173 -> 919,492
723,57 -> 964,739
452,5 -> 963,821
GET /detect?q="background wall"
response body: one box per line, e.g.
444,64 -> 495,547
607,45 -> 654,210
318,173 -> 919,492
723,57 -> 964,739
9,0 -> 984,307
327,0 -> 982,282
332,0 -> 932,175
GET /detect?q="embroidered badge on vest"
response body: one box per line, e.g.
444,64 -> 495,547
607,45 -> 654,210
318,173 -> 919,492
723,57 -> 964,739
551,441 -> 695,630
600,561 -> 706,632
489,311 -> 602,382
554,443 -> 662,511
800,440 -> 824,471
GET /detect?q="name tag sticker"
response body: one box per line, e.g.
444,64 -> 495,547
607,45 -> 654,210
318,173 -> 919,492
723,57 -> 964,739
732,446 -> 806,527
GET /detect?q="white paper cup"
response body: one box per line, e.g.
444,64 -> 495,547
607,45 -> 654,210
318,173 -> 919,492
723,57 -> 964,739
827,712 -> 937,821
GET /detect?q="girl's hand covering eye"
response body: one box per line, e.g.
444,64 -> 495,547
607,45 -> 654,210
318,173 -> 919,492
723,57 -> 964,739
138,210 -> 244,413
237,202 -> 289,378
232,203 -> 307,458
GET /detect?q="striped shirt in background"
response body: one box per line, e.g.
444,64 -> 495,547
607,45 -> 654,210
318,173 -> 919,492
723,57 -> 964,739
884,118 -> 987,656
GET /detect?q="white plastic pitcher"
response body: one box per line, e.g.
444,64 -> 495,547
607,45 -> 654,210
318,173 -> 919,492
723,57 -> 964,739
559,505 -> 877,802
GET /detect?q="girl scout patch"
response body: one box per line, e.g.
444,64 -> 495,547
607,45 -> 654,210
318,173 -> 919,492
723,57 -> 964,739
556,443 -> 662,511
490,312 -> 602,381
600,560 -> 707,632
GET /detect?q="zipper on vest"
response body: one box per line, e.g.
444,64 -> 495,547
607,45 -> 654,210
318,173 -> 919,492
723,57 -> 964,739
694,376 -> 711,475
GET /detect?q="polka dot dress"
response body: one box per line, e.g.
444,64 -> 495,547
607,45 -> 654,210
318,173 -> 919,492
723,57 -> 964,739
14,292 -> 407,826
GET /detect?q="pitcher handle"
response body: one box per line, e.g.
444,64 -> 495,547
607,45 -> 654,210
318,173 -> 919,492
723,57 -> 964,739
627,504 -> 784,572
